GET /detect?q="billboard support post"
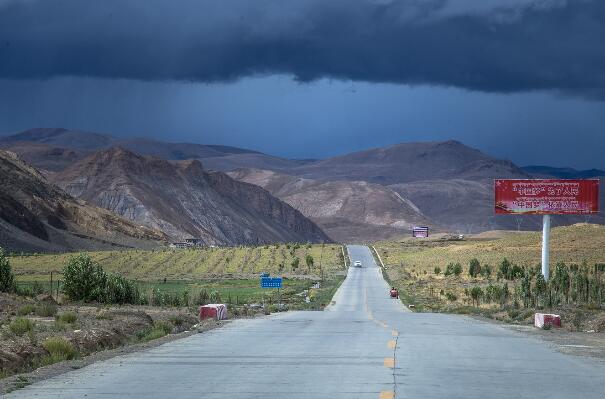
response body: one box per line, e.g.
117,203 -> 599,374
541,214 -> 551,281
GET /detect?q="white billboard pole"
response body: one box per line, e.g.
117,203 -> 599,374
541,214 -> 551,281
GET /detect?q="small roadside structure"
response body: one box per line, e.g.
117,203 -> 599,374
534,313 -> 561,329
199,304 -> 228,321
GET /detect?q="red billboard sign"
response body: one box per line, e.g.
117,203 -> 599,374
495,179 -> 599,215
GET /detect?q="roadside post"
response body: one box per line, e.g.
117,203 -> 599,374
495,179 -> 599,281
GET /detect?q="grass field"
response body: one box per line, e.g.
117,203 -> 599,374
9,243 -> 345,281
375,223 -> 605,315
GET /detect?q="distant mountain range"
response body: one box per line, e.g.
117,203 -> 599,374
1,128 -> 603,247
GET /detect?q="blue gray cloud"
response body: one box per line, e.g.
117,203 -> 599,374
1,0 -> 604,97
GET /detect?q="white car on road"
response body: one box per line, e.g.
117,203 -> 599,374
353,261 -> 362,267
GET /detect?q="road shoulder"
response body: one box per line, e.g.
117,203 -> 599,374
469,314 -> 605,361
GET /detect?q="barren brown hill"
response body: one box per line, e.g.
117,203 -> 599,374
0,150 -> 166,252
228,168 -> 436,242
51,148 -> 330,245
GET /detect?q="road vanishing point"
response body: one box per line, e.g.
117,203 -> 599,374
6,245 -> 605,398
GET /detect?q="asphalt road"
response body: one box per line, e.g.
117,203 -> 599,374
6,245 -> 605,398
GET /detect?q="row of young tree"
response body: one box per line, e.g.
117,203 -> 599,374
461,261 -> 605,309
435,258 -> 526,280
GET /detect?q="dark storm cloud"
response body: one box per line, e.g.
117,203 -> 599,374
0,0 -> 604,97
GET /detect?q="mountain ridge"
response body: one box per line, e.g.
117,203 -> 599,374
50,147 -> 331,245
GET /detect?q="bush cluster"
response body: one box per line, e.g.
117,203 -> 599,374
35,303 -> 58,317
62,254 -> 141,304
136,321 -> 173,342
444,262 -> 463,276
42,337 -> 78,365
56,312 -> 78,324
9,317 -> 34,336
498,258 -> 524,280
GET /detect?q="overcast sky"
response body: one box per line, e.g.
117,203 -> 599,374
1,0 -> 604,169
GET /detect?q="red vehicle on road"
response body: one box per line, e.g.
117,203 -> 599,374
389,287 -> 399,299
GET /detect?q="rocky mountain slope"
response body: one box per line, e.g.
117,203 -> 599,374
229,168 -> 435,242
0,150 -> 166,252
51,148 -> 330,245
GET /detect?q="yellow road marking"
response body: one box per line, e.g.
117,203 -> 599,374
391,329 -> 399,337
387,340 -> 396,349
383,357 -> 395,368
379,391 -> 394,399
